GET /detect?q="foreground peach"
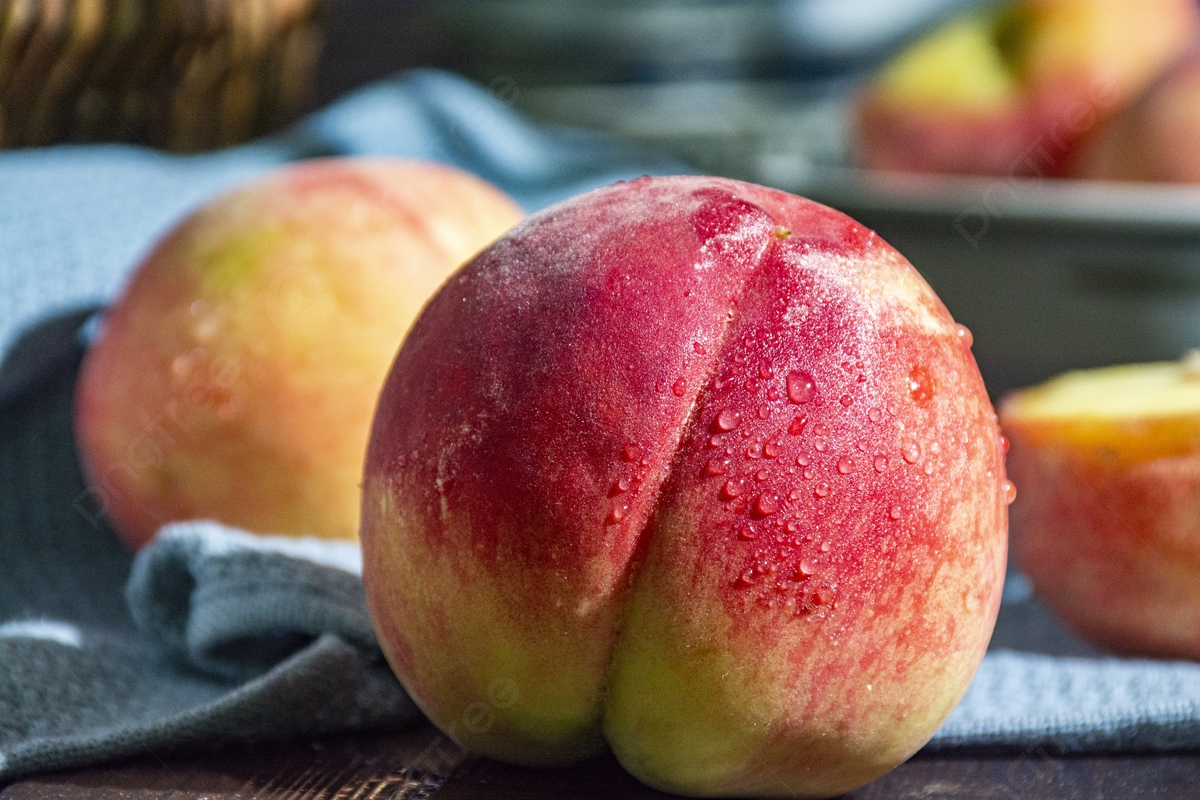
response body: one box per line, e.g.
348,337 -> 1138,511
75,158 -> 522,549
856,0 -> 1198,177
362,176 -> 1009,797
1002,354 -> 1200,659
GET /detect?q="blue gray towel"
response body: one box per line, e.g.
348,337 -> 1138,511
5,68 -> 1200,784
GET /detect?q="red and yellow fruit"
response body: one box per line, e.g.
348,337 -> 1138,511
856,0 -> 1198,177
75,157 -> 523,549
1002,354 -> 1200,659
362,176 -> 1009,797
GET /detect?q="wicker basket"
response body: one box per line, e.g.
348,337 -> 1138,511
0,0 -> 331,151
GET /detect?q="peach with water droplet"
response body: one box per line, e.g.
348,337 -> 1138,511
74,158 -> 522,548
362,176 -> 1007,797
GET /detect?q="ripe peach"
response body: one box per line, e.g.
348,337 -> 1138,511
855,0 -> 1198,178
1002,354 -> 1200,659
1070,54 -> 1200,183
362,176 -> 1009,797
74,158 -> 523,549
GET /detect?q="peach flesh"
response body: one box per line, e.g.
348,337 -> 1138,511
74,158 -> 523,548
362,176 -> 1008,797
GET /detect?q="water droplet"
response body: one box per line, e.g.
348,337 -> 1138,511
874,455 -> 888,473
930,441 -> 941,454
813,438 -> 827,452
738,524 -> 757,541
622,442 -> 643,462
744,379 -> 760,393
759,362 -> 773,380
608,505 -> 627,523
753,493 -> 779,516
999,435 -> 1010,454
908,366 -> 935,406
757,404 -> 770,420
737,569 -> 756,587
803,469 -> 815,480
766,387 -> 780,402
786,370 -> 815,404
672,378 -> 687,397
889,505 -> 902,520
709,435 -> 723,448
868,407 -> 882,423
694,341 -> 706,354
788,489 -> 801,501
612,477 -> 631,494
193,315 -> 221,343
820,539 -> 832,553
788,416 -> 808,436
721,479 -> 744,499
798,558 -> 816,577
901,441 -> 921,464
956,324 -> 973,348
856,440 -> 869,452
655,378 -> 668,393
796,454 -> 811,467
1003,480 -> 1017,505
837,456 -> 853,475
886,401 -> 898,416
840,394 -> 853,407
814,482 -> 830,498
704,459 -> 728,477
171,355 -> 194,379
745,446 -> 760,460
715,410 -> 739,431
786,519 -> 801,534
763,441 -> 782,459
923,460 -> 934,475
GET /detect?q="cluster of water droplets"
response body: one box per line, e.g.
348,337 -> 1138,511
607,440 -> 652,526
691,319 -> 1016,613
166,299 -> 242,424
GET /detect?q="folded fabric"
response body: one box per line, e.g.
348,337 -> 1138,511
0,312 -> 415,783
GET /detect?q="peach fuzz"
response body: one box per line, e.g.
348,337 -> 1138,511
362,176 -> 1009,797
1002,357 -> 1200,659
74,158 -> 523,549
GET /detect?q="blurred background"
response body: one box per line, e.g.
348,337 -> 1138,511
6,0 -> 1200,398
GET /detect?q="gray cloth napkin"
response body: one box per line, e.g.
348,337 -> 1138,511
5,67 -> 1200,785
0,316 -> 413,782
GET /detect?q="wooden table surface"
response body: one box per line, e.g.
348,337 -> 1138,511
3,722 -> 1199,800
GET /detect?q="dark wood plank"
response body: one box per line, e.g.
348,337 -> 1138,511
437,749 -> 1200,800
0,723 -> 463,800
6,726 -> 1200,800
